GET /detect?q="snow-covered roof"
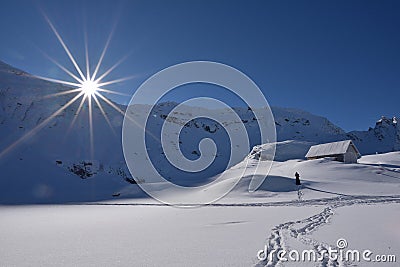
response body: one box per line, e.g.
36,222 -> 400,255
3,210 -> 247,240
305,140 -> 360,158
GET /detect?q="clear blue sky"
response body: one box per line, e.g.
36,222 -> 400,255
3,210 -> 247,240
0,0 -> 399,131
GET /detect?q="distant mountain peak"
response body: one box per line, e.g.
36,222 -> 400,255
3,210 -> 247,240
377,116 -> 398,126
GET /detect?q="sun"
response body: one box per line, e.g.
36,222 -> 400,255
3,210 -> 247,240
80,79 -> 99,97
0,13 -> 139,160
10,14 -> 136,159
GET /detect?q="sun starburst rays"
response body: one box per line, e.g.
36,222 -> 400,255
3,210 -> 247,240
0,15 -> 137,161
38,18 -> 133,159
43,14 -> 86,82
0,12 -> 150,161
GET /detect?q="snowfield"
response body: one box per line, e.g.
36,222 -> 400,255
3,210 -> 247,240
1,152 -> 399,267
1,202 -> 398,266
0,205 -> 321,267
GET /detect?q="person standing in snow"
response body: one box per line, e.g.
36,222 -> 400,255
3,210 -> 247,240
295,172 -> 301,185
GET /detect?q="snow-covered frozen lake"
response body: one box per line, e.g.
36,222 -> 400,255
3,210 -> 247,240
1,200 -> 398,266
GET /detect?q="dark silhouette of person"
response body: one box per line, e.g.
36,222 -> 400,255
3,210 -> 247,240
295,172 -> 301,185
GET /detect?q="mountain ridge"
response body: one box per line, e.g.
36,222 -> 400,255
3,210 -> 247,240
0,60 -> 398,203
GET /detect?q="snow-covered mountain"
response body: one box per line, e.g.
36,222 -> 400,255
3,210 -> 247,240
0,61 -> 130,204
0,60 -> 398,203
347,116 -> 400,154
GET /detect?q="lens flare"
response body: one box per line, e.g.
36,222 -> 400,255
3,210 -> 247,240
0,14 -> 136,160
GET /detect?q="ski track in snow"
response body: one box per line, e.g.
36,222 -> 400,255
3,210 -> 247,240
255,194 -> 400,267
